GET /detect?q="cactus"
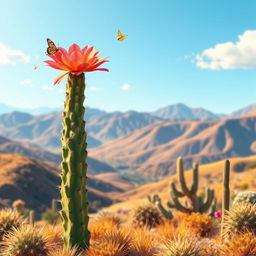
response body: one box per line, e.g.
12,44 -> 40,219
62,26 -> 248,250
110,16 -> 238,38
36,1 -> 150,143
29,210 -> 35,226
149,157 -> 215,215
1,225 -> 49,256
60,73 -> 90,249
147,194 -> 173,219
52,199 -> 58,212
160,236 -> 201,256
221,159 -> 230,239
233,191 -> 256,207
132,204 -> 163,229
222,202 -> 256,239
0,209 -> 26,241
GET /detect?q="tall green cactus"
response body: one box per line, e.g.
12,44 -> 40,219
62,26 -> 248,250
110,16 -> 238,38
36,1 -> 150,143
60,73 -> 90,249
221,159 -> 230,239
149,157 -> 215,215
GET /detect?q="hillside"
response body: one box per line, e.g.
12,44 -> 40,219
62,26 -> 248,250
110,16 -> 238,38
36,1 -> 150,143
0,135 -> 117,175
104,155 -> 256,211
90,114 -> 256,179
0,154 -> 122,215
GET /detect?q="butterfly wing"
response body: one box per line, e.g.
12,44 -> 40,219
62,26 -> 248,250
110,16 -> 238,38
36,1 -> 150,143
117,30 -> 128,41
46,38 -> 59,55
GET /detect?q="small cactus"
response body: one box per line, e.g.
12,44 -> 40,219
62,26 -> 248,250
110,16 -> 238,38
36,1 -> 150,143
1,225 -> 49,256
29,210 -> 35,226
232,191 -> 256,207
132,204 -> 163,229
12,200 -> 25,212
148,157 -> 215,215
222,202 -> 256,239
159,236 -> 201,256
0,208 -> 26,241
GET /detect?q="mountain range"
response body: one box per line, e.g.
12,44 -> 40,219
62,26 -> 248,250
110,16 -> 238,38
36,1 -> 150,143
90,112 -> 256,180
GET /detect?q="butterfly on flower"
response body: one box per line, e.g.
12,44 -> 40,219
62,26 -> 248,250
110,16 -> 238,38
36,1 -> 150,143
46,38 -> 59,55
117,30 -> 128,41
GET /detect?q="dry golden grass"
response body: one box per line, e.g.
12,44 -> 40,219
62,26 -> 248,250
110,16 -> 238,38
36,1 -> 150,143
177,212 -> 218,238
221,232 -> 256,256
86,230 -> 132,256
89,213 -> 122,241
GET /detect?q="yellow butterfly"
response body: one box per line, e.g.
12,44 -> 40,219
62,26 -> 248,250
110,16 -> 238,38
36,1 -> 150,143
34,65 -> 38,70
46,38 -> 59,55
117,30 -> 128,41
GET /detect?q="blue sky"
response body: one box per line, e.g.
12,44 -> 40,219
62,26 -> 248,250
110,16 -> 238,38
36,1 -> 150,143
0,0 -> 256,114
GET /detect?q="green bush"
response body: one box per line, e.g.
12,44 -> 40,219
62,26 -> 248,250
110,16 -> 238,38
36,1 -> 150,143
41,209 -> 60,224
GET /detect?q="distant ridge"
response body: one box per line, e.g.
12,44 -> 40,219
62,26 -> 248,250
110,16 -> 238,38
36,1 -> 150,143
153,103 -> 222,121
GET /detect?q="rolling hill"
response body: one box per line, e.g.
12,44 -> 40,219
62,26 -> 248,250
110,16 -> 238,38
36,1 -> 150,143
0,134 -> 117,175
90,113 -> 256,179
103,155 -> 256,212
0,154 -> 122,215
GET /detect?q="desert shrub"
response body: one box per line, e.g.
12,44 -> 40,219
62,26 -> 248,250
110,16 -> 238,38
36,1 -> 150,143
132,204 -> 163,229
196,238 -> 223,256
42,209 -> 60,224
222,202 -> 256,239
158,236 -> 201,256
156,221 -> 177,240
232,191 -> 256,207
86,230 -> 131,256
235,182 -> 249,190
0,208 -> 26,242
129,227 -> 158,256
178,212 -> 217,238
89,213 -> 122,241
48,246 -> 83,256
42,224 -> 63,249
1,225 -> 49,256
221,232 -> 256,256
12,199 -> 30,218
244,162 -> 256,171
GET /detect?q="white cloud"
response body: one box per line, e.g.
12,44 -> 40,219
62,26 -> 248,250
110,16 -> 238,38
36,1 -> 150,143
20,79 -> 35,88
195,30 -> 256,70
0,43 -> 30,65
121,84 -> 132,91
89,86 -> 100,92
42,85 -> 54,91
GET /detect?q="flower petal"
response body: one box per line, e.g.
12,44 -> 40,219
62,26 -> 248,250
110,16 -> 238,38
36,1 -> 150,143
68,43 -> 81,55
53,71 -> 70,85
86,68 -> 109,72
44,60 -> 69,71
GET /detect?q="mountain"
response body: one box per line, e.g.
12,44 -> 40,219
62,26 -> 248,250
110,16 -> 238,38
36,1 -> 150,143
0,110 -> 162,150
90,113 -> 256,180
227,104 -> 256,119
153,103 -> 222,121
0,153 -> 122,215
86,110 -> 163,142
0,134 -> 117,175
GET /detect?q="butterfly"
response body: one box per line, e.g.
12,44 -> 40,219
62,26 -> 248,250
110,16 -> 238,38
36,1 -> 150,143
34,65 -> 38,70
46,38 -> 59,55
117,30 -> 128,41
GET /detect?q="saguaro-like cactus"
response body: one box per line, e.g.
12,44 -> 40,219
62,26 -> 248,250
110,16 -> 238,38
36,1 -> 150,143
60,73 -> 90,249
221,159 -> 230,239
44,42 -> 108,250
149,157 -> 215,215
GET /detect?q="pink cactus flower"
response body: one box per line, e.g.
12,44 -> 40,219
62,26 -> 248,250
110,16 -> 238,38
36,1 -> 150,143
214,211 -> 222,218
44,43 -> 109,85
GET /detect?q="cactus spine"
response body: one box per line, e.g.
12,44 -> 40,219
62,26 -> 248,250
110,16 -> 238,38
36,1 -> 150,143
149,157 -> 215,215
221,159 -> 230,239
60,73 -> 90,250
